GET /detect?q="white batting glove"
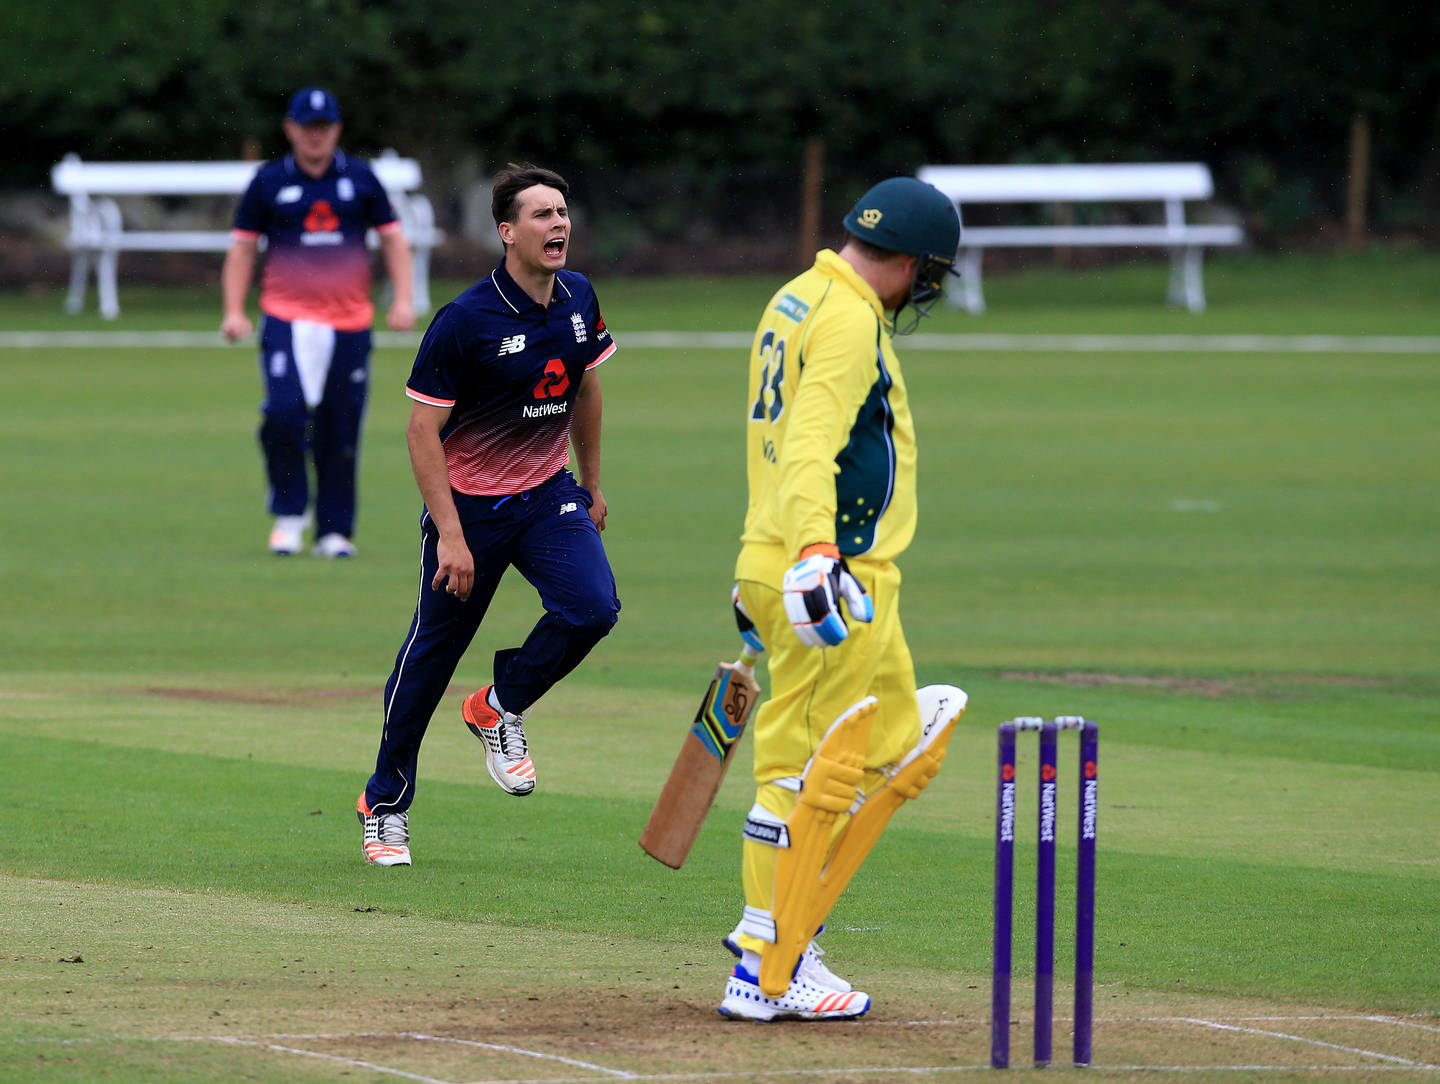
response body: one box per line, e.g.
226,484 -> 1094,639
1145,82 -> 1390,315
782,549 -> 874,648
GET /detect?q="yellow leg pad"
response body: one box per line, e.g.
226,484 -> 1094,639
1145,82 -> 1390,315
805,685 -> 967,936
759,696 -> 876,997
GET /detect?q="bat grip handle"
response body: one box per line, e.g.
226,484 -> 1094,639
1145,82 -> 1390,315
736,643 -> 762,674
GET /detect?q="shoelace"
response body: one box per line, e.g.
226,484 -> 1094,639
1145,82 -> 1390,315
802,940 -> 843,983
377,811 -> 409,846
496,719 -> 528,759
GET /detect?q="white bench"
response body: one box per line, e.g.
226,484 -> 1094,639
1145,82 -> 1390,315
915,163 -> 1244,313
52,151 -> 443,319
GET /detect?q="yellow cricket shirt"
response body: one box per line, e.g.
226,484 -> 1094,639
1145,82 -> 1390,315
739,249 -> 917,564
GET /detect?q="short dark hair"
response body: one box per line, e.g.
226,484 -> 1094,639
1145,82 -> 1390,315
843,233 -> 910,263
492,164 -> 569,227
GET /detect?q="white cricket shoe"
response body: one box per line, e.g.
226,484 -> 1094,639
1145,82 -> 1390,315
722,926 -> 853,993
269,515 -> 308,556
313,533 -> 357,559
798,938 -> 853,993
462,686 -> 536,796
356,792 -> 411,866
718,964 -> 870,1022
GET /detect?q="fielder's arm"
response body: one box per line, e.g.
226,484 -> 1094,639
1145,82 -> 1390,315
380,226 -> 415,331
220,236 -> 258,341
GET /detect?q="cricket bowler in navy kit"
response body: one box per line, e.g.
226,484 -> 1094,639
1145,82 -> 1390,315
222,87 -> 415,559
356,165 -> 619,866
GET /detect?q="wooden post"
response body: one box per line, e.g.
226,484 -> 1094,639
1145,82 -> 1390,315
799,137 -> 824,267
1346,113 -> 1370,248
1053,201 -> 1074,266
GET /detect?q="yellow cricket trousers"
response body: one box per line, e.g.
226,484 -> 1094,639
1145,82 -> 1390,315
733,542 -> 921,950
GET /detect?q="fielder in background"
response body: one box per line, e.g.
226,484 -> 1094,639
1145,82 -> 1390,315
221,86 -> 415,559
356,165 -> 620,867
720,177 -> 969,1021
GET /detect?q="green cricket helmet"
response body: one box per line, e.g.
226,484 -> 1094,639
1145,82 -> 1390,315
842,177 -> 961,334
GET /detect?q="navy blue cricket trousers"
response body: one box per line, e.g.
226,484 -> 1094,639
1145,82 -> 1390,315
365,469 -> 620,813
257,316 -> 371,539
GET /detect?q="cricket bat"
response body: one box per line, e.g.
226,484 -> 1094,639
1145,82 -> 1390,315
640,644 -> 762,869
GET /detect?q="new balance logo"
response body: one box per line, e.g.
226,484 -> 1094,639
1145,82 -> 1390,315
559,502 -> 578,515
499,335 -> 527,356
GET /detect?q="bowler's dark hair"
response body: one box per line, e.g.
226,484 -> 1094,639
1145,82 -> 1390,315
492,164 -> 569,226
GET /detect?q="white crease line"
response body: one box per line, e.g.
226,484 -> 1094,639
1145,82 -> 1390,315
4,1036 -> 1435,1079
1177,1018 -> 1428,1066
453,1070 -> 993,1082
1365,1017 -> 1440,1035
454,1069 -> 991,1083
1098,1067 -> 1436,1074
1183,1016 -> 1440,1033
445,1068 -> 1438,1082
202,1036 -> 455,1083
403,1031 -> 638,1077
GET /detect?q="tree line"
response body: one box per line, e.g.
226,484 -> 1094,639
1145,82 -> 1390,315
4,0 -> 1436,262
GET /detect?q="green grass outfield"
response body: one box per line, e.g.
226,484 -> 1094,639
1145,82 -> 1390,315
1,248 -> 1437,1081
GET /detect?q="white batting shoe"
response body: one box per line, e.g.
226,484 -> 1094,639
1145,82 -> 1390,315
798,938 -> 853,993
356,792 -> 411,866
718,964 -> 869,1022
723,926 -> 853,993
462,686 -> 536,796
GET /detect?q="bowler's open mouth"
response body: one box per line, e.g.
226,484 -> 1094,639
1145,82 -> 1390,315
544,238 -> 565,256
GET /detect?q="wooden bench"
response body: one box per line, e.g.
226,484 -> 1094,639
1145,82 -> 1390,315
915,163 -> 1244,313
51,151 -> 443,319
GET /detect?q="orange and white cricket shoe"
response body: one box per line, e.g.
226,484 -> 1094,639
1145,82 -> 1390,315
718,964 -> 870,1022
356,792 -> 411,866
462,686 -> 536,796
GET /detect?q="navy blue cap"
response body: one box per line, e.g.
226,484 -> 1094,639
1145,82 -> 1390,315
286,87 -> 341,125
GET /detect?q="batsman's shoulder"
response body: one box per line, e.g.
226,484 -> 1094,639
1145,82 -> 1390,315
804,293 -> 880,358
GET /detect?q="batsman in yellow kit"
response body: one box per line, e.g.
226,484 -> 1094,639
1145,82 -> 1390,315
718,177 -> 970,1021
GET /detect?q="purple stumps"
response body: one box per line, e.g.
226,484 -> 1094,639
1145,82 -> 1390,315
1034,721 -> 1059,1066
990,721 -> 1017,1069
991,716 -> 1099,1069
1074,719 -> 1099,1067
